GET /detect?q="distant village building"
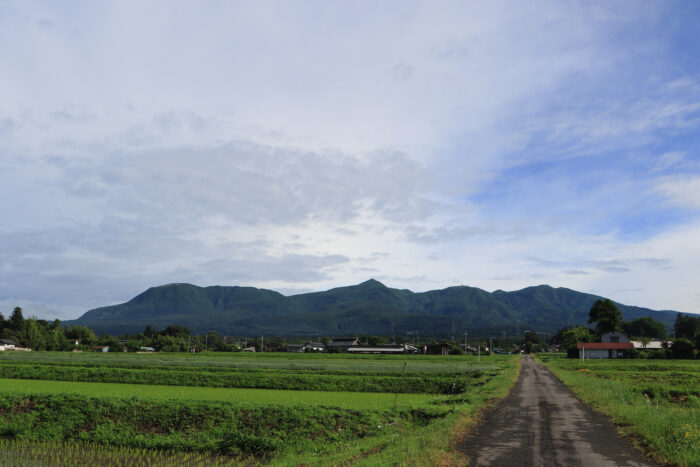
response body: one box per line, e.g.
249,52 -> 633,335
288,342 -> 327,352
0,338 -> 18,351
348,344 -> 417,354
242,346 -> 256,352
139,346 -> 156,353
95,345 -> 110,353
265,342 -> 284,352
424,343 -> 451,355
303,342 -> 326,352
327,337 -> 360,352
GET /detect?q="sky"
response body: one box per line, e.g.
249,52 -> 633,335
1,1 -> 700,320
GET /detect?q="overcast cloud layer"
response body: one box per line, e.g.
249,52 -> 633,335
2,1 -> 700,320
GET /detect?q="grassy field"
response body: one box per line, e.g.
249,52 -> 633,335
0,352 -> 520,466
539,355 -> 700,467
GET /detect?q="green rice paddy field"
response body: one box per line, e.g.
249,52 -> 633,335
0,351 -> 520,466
539,355 -> 700,467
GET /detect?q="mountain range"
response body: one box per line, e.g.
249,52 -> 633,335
65,280 -> 678,337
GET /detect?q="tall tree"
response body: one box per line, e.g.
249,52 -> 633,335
674,313 -> 699,339
9,307 -> 24,330
588,299 -> 622,334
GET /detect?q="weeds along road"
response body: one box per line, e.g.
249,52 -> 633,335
460,356 -> 656,467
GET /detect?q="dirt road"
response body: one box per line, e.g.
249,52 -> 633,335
460,356 -> 655,466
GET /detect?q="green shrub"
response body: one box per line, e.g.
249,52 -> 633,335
672,339 -> 695,359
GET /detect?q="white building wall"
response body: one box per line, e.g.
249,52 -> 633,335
579,348 -> 610,359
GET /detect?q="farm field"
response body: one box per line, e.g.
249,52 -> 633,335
0,350 -> 497,373
0,352 -> 519,466
0,378 -> 436,410
0,352 -> 501,394
539,355 -> 700,467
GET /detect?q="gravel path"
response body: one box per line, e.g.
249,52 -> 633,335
459,356 -> 656,467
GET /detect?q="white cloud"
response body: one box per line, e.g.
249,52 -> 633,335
653,176 -> 700,210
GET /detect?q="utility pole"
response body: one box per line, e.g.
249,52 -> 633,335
489,336 -> 493,353
464,330 -> 468,352
261,336 -> 264,352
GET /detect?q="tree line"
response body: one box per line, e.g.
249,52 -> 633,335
0,307 -> 238,352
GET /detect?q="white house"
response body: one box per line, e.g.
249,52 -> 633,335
577,342 -> 634,359
0,339 -> 17,351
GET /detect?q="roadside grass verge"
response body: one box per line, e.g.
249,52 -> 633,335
287,355 -> 522,466
539,356 -> 699,467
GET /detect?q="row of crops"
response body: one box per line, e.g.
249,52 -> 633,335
0,360 -> 496,394
0,352 -> 519,465
539,355 -> 700,467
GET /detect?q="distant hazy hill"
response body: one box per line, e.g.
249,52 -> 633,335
65,279 -> 678,336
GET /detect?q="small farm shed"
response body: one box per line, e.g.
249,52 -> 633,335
577,342 -> 634,359
287,344 -> 304,353
95,346 -> 110,353
424,343 -> 451,355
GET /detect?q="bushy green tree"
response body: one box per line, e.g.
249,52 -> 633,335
524,332 -> 540,345
64,325 -> 97,348
24,319 -> 46,350
671,338 -> 695,359
622,317 -> 668,339
555,326 -> 594,358
674,313 -> 699,340
588,299 -> 622,333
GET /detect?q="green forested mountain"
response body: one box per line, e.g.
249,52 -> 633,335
65,279 -> 678,336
